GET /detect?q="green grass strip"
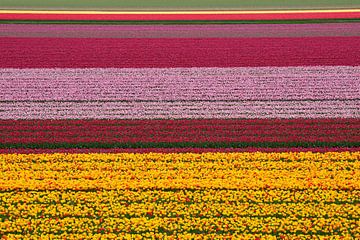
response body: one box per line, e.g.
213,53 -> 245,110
1,0 -> 359,11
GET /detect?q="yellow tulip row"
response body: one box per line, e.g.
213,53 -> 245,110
0,152 -> 359,191
2,195 -> 359,217
1,189 -> 357,204
4,233 -> 358,240
2,152 -> 359,163
1,216 -> 359,235
0,152 -> 359,238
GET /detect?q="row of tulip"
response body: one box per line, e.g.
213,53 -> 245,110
3,121 -> 355,132
1,189 -> 357,205
1,37 -> 359,68
2,233 -> 358,240
1,66 -> 359,101
2,137 -> 357,144
1,100 -> 358,119
1,152 -> 359,191
1,141 -> 359,150
2,10 -> 360,21
3,117 -> 356,148
1,119 -> 358,143
1,23 -> 360,39
1,216 -> 358,236
2,119 -> 357,126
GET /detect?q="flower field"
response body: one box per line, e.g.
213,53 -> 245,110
1,152 -> 359,239
0,1 -> 359,239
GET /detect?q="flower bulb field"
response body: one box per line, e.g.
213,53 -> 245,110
0,152 -> 359,239
0,1 -> 359,239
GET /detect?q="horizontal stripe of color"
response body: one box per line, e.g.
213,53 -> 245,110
1,0 -> 358,11
1,66 -> 358,101
2,142 -> 358,149
3,19 -> 360,25
2,11 -> 360,21
0,119 -> 358,145
2,23 -> 360,39
1,152 -> 359,190
1,37 -> 360,68
1,100 -> 358,119
1,147 -> 359,154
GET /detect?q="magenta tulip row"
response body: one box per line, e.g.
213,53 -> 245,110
2,37 -> 359,68
1,100 -> 358,119
1,66 -> 359,101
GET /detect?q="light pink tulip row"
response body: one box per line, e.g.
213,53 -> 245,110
1,66 -> 359,101
1,100 -> 358,119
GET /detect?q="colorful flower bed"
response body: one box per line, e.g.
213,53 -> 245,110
0,3 -> 359,239
1,152 -> 359,239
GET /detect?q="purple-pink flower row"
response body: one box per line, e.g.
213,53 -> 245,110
1,23 -> 360,39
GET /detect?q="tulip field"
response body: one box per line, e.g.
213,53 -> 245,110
0,1 -> 359,239
1,152 -> 359,239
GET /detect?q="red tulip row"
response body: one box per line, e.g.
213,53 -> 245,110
0,119 -> 358,144
2,136 -> 358,144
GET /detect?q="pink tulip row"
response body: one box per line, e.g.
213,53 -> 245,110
1,100 -> 358,119
1,66 -> 359,101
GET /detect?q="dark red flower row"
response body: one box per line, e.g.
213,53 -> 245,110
0,119 -> 358,144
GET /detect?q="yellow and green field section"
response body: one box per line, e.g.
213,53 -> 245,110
1,152 -> 359,239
